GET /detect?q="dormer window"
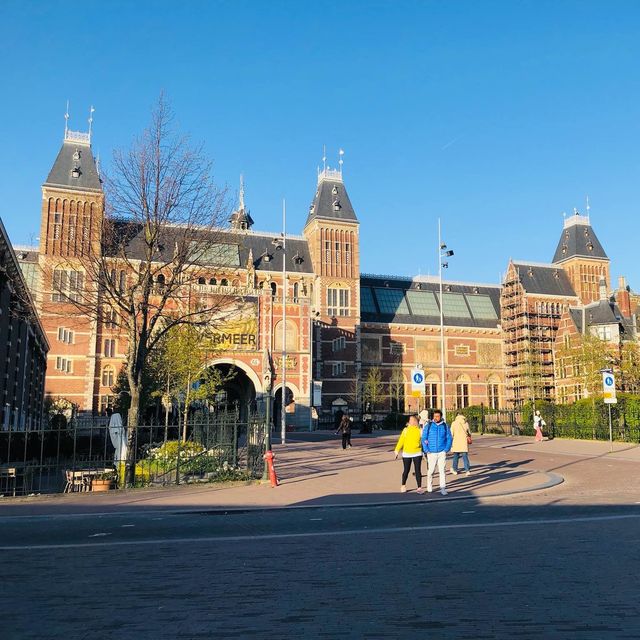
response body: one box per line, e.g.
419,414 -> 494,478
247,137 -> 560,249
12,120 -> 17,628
292,252 -> 304,265
587,242 -> 594,251
71,166 -> 81,178
73,148 -> 81,161
332,185 -> 338,195
528,268 -> 534,277
333,199 -> 341,211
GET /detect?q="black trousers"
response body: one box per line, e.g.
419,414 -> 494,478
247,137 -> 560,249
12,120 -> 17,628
341,432 -> 352,449
402,456 -> 422,487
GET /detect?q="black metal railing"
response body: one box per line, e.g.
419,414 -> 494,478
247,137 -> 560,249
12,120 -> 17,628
0,411 -> 265,497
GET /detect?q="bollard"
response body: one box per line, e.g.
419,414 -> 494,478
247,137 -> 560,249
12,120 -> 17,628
263,450 -> 279,488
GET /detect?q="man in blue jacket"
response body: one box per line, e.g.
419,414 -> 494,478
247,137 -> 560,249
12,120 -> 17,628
421,410 -> 453,495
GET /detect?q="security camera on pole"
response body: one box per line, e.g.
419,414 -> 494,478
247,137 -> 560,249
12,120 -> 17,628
600,368 -> 617,452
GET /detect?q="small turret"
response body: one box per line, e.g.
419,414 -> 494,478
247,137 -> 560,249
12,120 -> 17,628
229,174 -> 254,231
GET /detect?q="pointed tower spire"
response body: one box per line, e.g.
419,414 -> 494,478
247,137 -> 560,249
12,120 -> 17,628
229,173 -> 254,230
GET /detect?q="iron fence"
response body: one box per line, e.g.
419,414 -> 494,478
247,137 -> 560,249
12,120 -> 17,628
0,410 -> 266,498
460,403 -> 640,443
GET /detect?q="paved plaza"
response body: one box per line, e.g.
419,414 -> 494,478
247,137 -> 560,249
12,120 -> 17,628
2,432 -> 640,639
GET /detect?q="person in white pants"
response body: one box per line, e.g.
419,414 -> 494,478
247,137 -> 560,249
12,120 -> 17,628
421,410 -> 453,496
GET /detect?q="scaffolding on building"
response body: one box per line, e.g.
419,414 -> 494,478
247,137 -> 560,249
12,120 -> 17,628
501,267 -> 560,407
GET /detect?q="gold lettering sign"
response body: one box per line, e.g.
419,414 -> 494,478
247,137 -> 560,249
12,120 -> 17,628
274,356 -> 298,370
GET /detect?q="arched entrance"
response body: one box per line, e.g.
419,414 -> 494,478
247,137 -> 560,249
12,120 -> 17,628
204,361 -> 259,422
273,385 -> 295,431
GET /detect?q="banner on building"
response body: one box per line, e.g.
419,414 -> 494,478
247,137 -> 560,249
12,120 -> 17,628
210,300 -> 258,351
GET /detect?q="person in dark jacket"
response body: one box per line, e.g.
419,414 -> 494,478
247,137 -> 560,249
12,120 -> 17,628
336,414 -> 353,449
421,410 -> 453,495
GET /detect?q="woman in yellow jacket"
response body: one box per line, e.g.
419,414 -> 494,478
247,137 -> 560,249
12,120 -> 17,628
394,415 -> 425,493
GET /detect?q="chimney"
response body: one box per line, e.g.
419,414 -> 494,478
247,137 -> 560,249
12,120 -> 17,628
599,277 -> 607,301
617,275 -> 632,318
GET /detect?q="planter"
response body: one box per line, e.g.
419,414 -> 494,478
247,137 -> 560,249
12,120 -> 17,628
91,479 -> 114,492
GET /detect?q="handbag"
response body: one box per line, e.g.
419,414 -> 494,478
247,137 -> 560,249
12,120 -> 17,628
466,434 -> 472,445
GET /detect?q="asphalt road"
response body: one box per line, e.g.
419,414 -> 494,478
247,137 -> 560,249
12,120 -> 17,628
3,499 -> 640,639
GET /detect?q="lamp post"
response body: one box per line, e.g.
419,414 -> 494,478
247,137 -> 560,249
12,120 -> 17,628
272,199 -> 288,445
438,218 -> 454,422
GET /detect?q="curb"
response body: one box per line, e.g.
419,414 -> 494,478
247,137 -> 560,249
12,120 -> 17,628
0,470 -> 564,521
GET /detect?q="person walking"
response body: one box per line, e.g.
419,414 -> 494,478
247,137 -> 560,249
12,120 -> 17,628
336,414 -> 352,449
534,410 -> 545,442
422,409 -> 453,495
450,413 -> 471,476
394,415 -> 425,494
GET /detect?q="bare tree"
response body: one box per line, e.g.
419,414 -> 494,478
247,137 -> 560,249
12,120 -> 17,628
45,97 -> 238,445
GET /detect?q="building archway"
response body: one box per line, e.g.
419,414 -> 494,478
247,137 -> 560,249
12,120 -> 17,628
273,383 -> 297,431
203,359 -> 262,422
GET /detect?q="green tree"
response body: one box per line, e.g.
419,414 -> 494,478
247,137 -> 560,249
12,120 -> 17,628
362,367 -> 384,411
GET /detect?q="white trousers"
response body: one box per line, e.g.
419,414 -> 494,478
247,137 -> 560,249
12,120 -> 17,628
426,451 -> 447,490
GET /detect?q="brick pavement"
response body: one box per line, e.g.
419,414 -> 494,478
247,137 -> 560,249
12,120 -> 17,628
0,432 -> 580,517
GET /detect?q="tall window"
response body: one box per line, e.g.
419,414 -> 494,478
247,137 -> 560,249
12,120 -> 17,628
487,376 -> 500,410
55,356 -> 72,373
104,339 -> 116,358
52,269 -> 84,302
102,366 -> 115,387
456,376 -> 470,409
426,376 -> 439,409
57,327 -> 74,344
345,242 -> 351,265
324,241 -> 331,264
327,287 -> 349,317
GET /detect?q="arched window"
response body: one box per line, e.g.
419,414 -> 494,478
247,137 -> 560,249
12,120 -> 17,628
119,270 -> 126,293
274,320 -> 298,351
455,375 -> 470,409
270,282 -> 277,297
221,278 -> 228,287
209,277 -> 217,286
232,278 -> 240,287
293,282 -> 299,302
156,274 -> 165,285
198,277 -> 206,285
102,366 -> 115,387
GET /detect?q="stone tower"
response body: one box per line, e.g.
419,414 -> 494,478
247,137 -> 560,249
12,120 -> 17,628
303,164 -> 360,411
552,211 -> 610,304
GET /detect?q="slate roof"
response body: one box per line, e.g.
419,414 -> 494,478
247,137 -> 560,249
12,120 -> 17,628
568,299 -> 635,336
107,223 -> 314,274
44,141 -> 102,193
553,217 -> 608,263
305,174 -> 358,226
512,262 -> 577,297
360,275 -> 502,328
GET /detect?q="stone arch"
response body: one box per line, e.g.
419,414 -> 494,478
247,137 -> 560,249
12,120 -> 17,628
203,357 -> 263,396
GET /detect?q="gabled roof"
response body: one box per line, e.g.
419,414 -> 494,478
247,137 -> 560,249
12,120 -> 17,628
44,141 -> 102,193
107,223 -> 313,274
568,299 -> 636,336
512,262 -> 577,297
553,214 -> 608,263
305,169 -> 358,226
360,274 -> 501,328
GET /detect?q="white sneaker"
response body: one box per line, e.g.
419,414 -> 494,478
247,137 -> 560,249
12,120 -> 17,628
440,488 -> 448,496
427,486 -> 433,493
400,485 -> 407,493
465,471 -> 471,477
450,469 -> 458,475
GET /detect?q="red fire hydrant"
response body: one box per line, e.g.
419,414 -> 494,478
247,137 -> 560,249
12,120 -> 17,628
263,450 -> 279,488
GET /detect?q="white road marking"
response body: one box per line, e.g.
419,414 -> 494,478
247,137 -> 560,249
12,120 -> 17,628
88,533 -> 111,538
462,511 -> 475,514
309,518 -> 323,521
3,512 -> 640,551
121,524 -> 135,528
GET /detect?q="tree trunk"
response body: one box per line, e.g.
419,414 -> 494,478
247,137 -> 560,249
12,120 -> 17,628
126,375 -> 141,487
182,372 -> 191,442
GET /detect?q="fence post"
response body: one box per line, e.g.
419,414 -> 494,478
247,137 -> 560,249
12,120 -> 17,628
175,437 -> 181,486
233,421 -> 238,468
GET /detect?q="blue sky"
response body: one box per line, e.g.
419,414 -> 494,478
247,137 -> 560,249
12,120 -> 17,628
1,0 -> 639,286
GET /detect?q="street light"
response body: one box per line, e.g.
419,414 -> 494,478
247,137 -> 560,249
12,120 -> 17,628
438,219 -> 454,422
272,200 -> 288,445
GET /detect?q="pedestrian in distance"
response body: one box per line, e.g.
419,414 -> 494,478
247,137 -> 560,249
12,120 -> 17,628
394,415 -> 425,494
336,414 -> 353,449
450,413 -> 472,476
534,410 -> 545,442
422,409 -> 453,495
